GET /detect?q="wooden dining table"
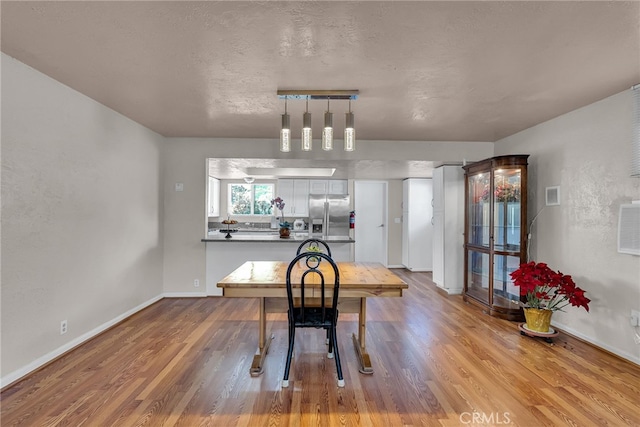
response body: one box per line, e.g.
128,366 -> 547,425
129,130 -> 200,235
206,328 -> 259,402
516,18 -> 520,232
217,261 -> 408,376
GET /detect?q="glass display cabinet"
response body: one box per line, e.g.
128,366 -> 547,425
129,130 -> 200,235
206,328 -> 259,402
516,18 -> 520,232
462,155 -> 529,320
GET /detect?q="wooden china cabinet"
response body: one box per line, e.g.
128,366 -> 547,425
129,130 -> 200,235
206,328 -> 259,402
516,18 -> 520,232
462,155 -> 529,321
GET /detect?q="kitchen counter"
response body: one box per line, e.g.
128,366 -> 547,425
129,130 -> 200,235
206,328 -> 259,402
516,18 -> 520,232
201,233 -> 355,295
201,233 -> 355,243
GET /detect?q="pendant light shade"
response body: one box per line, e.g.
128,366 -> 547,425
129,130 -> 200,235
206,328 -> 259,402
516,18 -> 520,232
302,98 -> 312,151
280,99 -> 290,152
280,113 -> 291,152
322,98 -> 333,151
344,101 -> 355,152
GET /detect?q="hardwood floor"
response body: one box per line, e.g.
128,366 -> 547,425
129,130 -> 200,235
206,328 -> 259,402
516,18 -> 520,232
2,270 -> 639,426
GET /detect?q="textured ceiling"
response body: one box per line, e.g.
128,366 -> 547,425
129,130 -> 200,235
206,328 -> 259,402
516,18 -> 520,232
2,1 -> 639,178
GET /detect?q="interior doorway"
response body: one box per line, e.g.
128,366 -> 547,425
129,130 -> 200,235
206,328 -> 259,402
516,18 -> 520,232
354,181 -> 388,265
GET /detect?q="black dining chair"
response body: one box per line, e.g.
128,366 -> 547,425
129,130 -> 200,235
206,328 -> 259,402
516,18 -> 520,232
295,238 -> 332,258
296,238 -> 333,346
282,252 -> 344,388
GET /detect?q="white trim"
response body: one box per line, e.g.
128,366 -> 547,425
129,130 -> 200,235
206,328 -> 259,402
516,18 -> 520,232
436,284 -> 463,295
0,295 -> 162,388
387,264 -> 406,269
163,292 -> 208,298
552,320 -> 640,366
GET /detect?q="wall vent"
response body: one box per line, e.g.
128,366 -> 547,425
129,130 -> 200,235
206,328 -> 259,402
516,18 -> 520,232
545,186 -> 560,206
618,202 -> 640,256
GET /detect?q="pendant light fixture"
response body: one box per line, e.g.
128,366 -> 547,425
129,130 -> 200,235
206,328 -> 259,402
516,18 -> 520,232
301,97 -> 312,151
280,98 -> 290,152
322,97 -> 333,151
277,90 -> 358,152
344,99 -> 355,151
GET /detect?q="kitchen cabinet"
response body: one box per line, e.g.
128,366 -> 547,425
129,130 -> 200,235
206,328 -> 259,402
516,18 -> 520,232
432,165 -> 464,294
402,178 -> 433,271
277,179 -> 310,217
328,180 -> 348,194
208,176 -> 220,217
462,155 -> 528,320
309,179 -> 348,195
309,180 -> 328,195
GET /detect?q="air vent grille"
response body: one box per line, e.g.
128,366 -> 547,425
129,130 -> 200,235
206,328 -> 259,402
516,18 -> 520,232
618,203 -> 640,255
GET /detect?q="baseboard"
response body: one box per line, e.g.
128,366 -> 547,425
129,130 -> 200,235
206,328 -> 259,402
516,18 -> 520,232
551,321 -> 640,366
0,294 -> 163,389
387,264 -> 406,269
435,284 -> 463,295
163,292 -> 208,298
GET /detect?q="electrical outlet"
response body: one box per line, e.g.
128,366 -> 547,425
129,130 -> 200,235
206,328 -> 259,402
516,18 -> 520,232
194,279 -> 200,287
631,310 -> 640,327
60,320 -> 68,335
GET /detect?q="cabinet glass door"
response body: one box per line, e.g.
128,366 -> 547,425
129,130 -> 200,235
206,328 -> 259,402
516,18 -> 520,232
467,173 -> 490,248
492,168 -> 522,252
466,250 -> 490,303
492,254 -> 522,310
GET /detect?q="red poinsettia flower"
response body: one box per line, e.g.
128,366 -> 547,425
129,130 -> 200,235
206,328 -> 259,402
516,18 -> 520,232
510,262 -> 590,312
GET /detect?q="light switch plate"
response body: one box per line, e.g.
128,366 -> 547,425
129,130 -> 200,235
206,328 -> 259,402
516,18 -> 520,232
175,183 -> 184,192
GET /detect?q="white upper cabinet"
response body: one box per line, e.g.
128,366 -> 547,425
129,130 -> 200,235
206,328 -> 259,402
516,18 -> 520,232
277,179 -> 310,217
328,180 -> 348,195
309,180 -> 328,195
309,179 -> 348,195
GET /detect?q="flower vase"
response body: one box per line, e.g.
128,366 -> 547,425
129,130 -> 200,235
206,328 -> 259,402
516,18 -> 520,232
523,308 -> 553,333
279,227 -> 290,239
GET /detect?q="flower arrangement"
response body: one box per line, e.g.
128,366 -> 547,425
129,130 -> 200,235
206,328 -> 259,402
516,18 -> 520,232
481,182 -> 521,203
510,262 -> 590,312
270,197 -> 290,228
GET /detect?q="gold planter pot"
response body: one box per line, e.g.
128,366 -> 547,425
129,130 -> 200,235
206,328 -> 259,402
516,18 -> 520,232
523,308 -> 553,333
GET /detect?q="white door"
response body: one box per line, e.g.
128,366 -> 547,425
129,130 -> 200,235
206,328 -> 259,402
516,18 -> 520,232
354,181 -> 387,265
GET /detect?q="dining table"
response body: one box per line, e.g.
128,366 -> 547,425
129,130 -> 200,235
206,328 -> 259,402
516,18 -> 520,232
217,260 -> 408,376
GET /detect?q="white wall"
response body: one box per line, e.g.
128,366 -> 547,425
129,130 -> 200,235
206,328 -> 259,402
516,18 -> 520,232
495,89 -> 640,363
162,138 -> 493,294
1,54 -> 165,383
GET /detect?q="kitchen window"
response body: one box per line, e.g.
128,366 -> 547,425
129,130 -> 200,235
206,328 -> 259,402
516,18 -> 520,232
228,183 -> 274,216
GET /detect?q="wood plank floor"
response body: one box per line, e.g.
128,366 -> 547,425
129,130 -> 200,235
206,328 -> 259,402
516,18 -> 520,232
2,270 -> 639,426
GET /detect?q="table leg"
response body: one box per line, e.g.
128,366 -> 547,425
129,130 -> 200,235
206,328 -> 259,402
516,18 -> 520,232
351,297 -> 373,374
250,297 -> 273,376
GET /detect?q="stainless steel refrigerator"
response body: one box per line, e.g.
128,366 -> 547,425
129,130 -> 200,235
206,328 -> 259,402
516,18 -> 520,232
308,194 -> 350,237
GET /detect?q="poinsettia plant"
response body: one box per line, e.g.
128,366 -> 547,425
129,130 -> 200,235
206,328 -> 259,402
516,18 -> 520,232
510,262 -> 590,312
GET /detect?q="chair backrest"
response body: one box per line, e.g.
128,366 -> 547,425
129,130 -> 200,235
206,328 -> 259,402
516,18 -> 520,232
286,252 -> 340,324
296,238 -> 332,258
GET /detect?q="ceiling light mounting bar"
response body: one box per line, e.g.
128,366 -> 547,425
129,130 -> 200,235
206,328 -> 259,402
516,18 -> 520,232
277,90 -> 359,101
